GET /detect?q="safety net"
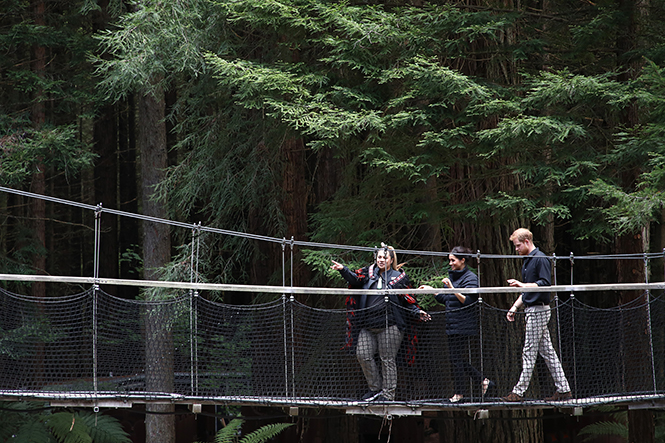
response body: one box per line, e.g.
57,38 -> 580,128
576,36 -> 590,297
0,285 -> 663,407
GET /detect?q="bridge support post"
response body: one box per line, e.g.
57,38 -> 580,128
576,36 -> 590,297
628,408 -> 654,443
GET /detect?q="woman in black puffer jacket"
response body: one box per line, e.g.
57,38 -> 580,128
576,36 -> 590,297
420,246 -> 494,403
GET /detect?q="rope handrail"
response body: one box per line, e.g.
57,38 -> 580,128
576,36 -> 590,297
1,273 -> 664,295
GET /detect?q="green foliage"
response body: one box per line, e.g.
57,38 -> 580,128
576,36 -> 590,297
94,0 -> 216,98
578,420 -> 628,442
205,417 -> 292,443
577,405 -> 627,442
0,318 -> 62,359
202,323 -> 253,395
0,403 -> 130,443
575,407 -> 665,443
0,123 -> 94,187
92,0 -> 665,292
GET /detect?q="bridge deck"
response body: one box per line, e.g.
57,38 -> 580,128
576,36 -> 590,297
3,390 -> 664,417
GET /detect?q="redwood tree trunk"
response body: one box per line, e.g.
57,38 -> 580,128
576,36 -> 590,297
93,103 -> 119,291
92,0 -> 119,292
30,0 -> 46,299
118,95 -> 139,299
139,81 -> 174,443
281,135 -> 311,291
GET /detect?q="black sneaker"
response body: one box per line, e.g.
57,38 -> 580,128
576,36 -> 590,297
361,390 -> 380,401
373,394 -> 389,402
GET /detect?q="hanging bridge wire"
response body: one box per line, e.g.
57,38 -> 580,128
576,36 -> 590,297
289,236 -> 295,399
477,249 -> 486,402
281,238 -> 289,399
553,253 -> 563,394
4,185 -> 664,263
189,223 -> 201,396
93,204 -> 102,405
290,236 -> 294,289
569,252 -> 577,397
645,253 -> 657,395
476,249 -> 481,287
195,223 -> 201,394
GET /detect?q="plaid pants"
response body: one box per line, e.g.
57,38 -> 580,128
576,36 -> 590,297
356,325 -> 404,400
513,305 -> 570,396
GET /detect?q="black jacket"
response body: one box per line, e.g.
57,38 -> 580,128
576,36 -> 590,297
338,264 -> 420,331
435,267 -> 479,336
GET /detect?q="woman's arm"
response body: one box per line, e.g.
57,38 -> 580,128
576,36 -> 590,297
331,260 -> 365,287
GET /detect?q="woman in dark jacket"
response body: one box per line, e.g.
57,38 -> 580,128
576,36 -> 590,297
331,244 -> 430,402
420,246 -> 493,403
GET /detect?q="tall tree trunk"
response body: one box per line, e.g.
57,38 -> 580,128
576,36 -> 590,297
281,135 -> 311,291
420,175 -> 442,253
30,0 -> 46,299
313,146 -> 345,308
94,103 -> 119,291
118,95 -> 139,299
616,0 -> 654,439
139,81 -> 174,443
0,192 -> 6,261
29,0 -> 47,392
93,0 -> 119,292
629,409 -> 655,443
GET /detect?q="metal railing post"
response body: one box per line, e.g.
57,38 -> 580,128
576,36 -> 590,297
281,239 -> 289,398
92,204 -> 102,400
570,252 -> 577,397
645,254 -> 657,394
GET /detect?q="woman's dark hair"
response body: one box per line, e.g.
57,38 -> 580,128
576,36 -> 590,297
450,246 -> 473,264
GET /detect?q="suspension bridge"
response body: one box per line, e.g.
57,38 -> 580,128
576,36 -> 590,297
1,186 -> 665,418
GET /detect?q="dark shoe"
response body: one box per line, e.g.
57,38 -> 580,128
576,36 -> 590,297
545,391 -> 572,401
361,390 -> 380,401
501,392 -> 523,402
373,394 -> 389,402
482,378 -> 496,396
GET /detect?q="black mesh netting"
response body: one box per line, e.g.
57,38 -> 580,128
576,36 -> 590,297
0,287 -> 663,405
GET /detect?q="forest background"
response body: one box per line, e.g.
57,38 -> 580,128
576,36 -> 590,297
1,0 -> 665,442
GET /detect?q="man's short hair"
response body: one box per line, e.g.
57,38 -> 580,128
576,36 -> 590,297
510,228 -> 533,243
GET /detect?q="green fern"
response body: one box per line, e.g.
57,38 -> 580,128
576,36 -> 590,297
577,406 -> 628,442
7,420 -> 53,443
78,412 -> 132,443
205,418 -> 292,443
577,421 -> 628,442
46,412 -> 95,443
239,423 -> 294,443
0,403 -> 130,443
213,419 -> 244,443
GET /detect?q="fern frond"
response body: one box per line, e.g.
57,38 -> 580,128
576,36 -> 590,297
78,411 -> 132,443
214,418 -> 244,443
46,412 -> 92,443
577,421 -> 628,442
239,423 -> 294,443
8,420 -> 53,443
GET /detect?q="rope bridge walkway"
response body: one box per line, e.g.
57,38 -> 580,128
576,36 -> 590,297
0,277 -> 663,416
2,186 -> 665,416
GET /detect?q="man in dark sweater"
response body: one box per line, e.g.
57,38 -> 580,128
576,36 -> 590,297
501,228 -> 572,402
